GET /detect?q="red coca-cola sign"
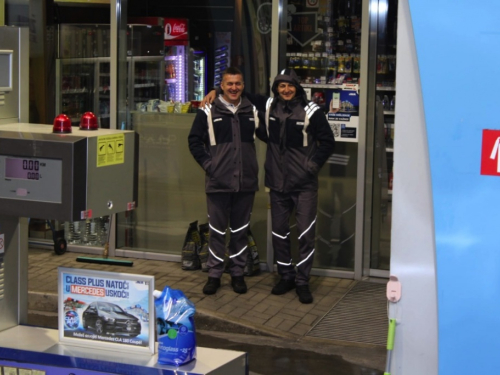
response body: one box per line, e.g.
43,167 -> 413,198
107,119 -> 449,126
164,18 -> 188,41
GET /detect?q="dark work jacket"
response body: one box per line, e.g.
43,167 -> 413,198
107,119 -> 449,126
249,92 -> 335,193
188,96 -> 259,193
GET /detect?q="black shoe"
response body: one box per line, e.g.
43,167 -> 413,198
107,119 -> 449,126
231,276 -> 247,294
203,277 -> 221,295
296,285 -> 313,304
271,278 -> 296,295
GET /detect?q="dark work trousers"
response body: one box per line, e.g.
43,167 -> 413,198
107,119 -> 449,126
206,192 -> 255,278
270,189 -> 318,286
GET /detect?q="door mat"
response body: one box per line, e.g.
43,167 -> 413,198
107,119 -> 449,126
307,281 -> 388,346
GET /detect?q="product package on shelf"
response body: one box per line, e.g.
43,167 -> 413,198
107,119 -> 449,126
154,286 -> 197,366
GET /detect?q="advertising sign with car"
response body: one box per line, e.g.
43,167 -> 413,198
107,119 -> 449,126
58,268 -> 155,354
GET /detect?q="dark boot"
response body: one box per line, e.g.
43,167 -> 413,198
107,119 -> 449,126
231,276 -> 247,294
296,285 -> 313,304
203,277 -> 221,295
271,278 -> 296,295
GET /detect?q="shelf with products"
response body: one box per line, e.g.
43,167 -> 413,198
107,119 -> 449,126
57,58 -> 110,128
376,86 -> 396,91
284,2 -> 362,88
301,82 -> 359,92
57,57 -> 163,127
384,122 -> 395,150
130,57 -> 164,112
287,54 -> 361,87
61,89 -> 90,95
381,88 -> 395,154
134,83 -> 158,89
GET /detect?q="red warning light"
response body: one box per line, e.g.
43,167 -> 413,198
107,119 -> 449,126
53,114 -> 72,133
79,112 -> 98,130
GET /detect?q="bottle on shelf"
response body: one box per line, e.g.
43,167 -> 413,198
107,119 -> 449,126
390,95 -> 396,111
382,95 -> 390,110
389,166 -> 394,191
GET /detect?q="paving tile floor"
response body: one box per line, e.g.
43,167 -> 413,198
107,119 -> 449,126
28,247 -> 359,339
27,247 -> 389,372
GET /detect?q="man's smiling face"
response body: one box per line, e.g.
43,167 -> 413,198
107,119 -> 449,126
277,82 -> 297,101
221,74 -> 244,105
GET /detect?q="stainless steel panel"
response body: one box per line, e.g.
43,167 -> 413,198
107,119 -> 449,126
0,27 -> 28,124
0,123 -> 137,221
0,216 -> 28,331
86,131 -> 138,217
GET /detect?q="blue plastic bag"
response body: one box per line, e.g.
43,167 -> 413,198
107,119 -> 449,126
154,286 -> 196,366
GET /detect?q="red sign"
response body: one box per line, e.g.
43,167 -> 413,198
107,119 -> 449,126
480,129 -> 500,176
164,18 -> 188,41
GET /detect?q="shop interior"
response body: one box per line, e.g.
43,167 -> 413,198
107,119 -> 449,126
4,0 -> 398,281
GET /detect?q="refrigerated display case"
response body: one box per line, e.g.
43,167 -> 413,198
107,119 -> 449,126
164,45 -> 187,103
164,18 -> 189,103
58,24 -> 110,59
56,58 -> 105,127
192,49 -> 206,101
129,17 -> 207,103
127,24 -> 165,114
56,24 -> 111,128
128,56 -> 165,113
56,24 -> 164,130
55,24 -> 164,249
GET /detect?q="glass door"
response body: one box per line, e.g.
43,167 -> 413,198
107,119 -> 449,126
367,0 -> 398,275
274,0 -> 363,275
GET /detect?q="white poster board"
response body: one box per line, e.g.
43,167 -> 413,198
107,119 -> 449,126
58,267 -> 155,354
328,113 -> 359,143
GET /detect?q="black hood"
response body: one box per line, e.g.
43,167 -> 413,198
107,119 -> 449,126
271,68 -> 308,104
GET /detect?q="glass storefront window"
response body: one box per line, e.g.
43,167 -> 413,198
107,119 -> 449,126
281,0 -> 363,271
115,112 -> 268,260
15,0 -> 399,277
114,0 -> 272,261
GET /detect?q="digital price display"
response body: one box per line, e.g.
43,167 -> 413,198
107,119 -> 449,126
0,155 -> 63,203
5,157 -> 41,180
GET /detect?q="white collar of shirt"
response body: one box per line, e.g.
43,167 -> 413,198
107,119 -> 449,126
218,95 -> 241,114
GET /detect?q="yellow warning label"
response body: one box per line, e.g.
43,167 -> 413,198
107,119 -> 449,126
97,134 -> 125,167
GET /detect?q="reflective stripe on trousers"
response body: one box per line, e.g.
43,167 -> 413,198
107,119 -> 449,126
270,189 -> 318,285
206,192 -> 255,278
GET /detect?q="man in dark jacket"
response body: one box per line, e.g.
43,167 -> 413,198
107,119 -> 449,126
257,69 -> 335,304
188,67 -> 259,295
